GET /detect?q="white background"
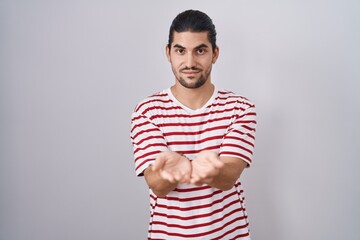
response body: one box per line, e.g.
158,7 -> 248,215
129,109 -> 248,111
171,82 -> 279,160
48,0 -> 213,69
1,0 -> 359,239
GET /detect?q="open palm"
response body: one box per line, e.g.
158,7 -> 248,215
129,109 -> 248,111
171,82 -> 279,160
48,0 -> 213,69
152,151 -> 192,183
191,151 -> 224,185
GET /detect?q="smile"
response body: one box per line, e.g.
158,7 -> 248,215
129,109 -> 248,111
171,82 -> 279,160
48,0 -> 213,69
181,70 -> 201,74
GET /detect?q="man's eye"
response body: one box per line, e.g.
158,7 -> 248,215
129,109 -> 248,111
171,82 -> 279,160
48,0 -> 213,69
175,49 -> 185,55
197,48 -> 206,55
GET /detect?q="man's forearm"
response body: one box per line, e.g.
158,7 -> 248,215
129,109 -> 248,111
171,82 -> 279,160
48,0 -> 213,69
143,166 -> 178,197
208,157 -> 248,191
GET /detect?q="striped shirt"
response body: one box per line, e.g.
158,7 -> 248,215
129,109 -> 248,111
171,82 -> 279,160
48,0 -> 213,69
130,87 -> 257,240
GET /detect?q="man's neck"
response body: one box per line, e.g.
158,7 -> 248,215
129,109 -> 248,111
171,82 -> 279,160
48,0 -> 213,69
170,82 -> 215,110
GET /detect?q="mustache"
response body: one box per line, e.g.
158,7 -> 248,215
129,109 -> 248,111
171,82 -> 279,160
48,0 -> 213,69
180,67 -> 202,71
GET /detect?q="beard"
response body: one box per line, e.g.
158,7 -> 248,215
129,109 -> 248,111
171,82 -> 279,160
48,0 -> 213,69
178,75 -> 207,89
172,66 -> 212,89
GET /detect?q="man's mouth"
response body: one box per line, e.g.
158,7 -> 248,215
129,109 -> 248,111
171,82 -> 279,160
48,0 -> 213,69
182,70 -> 200,74
181,67 -> 202,74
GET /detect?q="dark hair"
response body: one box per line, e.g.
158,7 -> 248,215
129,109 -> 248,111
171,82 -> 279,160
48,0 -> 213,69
168,10 -> 217,51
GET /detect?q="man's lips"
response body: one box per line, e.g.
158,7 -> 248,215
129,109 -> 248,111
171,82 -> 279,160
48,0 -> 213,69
181,69 -> 201,74
182,70 -> 200,74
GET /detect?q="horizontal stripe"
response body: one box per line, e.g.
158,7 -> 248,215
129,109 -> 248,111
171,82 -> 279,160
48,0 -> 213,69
135,98 -> 172,112
172,145 -> 221,155
150,190 -> 245,213
131,128 -> 161,141
132,135 -> 165,146
135,158 -> 154,172
149,106 -> 247,120
151,207 -> 245,229
130,114 -> 147,122
209,100 -> 253,109
135,150 -> 162,163
219,151 -> 251,163
240,125 -> 256,132
153,200 -> 243,221
174,185 -> 211,192
225,135 -> 255,147
142,105 -> 183,115
155,191 -> 240,212
130,119 -> 154,133
157,116 -> 232,128
163,125 -> 228,137
133,143 -> 168,154
221,143 -> 253,155
215,225 -> 250,240
149,216 -> 248,238
165,189 -> 223,202
150,187 -> 245,206
167,135 -> 223,146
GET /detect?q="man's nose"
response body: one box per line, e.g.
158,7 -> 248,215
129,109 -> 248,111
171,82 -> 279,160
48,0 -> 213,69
185,53 -> 196,68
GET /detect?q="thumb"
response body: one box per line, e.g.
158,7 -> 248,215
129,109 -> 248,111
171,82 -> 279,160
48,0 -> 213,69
152,152 -> 166,171
208,155 -> 224,168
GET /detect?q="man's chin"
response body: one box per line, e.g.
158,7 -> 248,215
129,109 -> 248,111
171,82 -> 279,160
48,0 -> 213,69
178,78 -> 207,89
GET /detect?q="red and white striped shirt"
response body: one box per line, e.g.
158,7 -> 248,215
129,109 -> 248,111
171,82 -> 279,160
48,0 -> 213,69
130,87 -> 256,240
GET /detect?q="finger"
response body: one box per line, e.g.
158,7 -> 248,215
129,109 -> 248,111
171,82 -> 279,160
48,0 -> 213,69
190,172 -> 201,184
173,172 -> 183,182
160,170 -> 176,183
181,174 -> 191,184
152,153 -> 166,171
178,171 -> 191,184
190,177 -> 203,186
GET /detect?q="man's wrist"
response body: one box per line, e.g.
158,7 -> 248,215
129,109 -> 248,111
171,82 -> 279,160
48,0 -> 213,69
176,151 -> 191,161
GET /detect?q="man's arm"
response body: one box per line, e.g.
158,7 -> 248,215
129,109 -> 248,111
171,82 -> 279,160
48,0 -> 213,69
143,151 -> 192,197
143,167 -> 178,197
208,156 -> 248,190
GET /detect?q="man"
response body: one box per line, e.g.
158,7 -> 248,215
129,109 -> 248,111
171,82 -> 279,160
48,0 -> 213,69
130,9 -> 256,239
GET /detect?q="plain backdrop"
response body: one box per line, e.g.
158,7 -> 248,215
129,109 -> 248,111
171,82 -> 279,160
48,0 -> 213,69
1,0 -> 359,239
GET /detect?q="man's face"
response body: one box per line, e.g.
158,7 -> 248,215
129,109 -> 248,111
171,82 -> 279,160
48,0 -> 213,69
166,31 -> 219,89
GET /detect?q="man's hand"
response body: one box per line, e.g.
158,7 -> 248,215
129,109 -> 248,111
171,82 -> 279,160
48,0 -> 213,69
146,150 -> 245,195
190,150 -> 224,185
152,151 -> 192,184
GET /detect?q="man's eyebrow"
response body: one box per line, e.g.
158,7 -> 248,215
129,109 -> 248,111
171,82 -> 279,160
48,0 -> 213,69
173,44 -> 185,49
194,44 -> 209,49
172,44 -> 210,49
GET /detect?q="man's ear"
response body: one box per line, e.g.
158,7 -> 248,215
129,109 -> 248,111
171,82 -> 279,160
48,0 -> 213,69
165,45 -> 171,62
212,46 -> 220,64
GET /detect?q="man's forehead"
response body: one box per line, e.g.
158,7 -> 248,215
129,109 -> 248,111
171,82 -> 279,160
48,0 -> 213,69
171,31 -> 211,48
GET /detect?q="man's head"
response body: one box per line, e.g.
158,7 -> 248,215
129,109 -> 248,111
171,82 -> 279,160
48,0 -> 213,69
166,10 -> 219,90
168,10 -> 217,52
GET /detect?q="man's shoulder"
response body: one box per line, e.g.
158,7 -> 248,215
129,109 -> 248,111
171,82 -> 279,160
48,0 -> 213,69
217,89 -> 255,108
132,89 -> 170,114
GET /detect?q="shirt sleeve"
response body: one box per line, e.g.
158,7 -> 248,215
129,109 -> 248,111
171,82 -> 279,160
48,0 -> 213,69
130,110 -> 169,176
219,104 -> 257,166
